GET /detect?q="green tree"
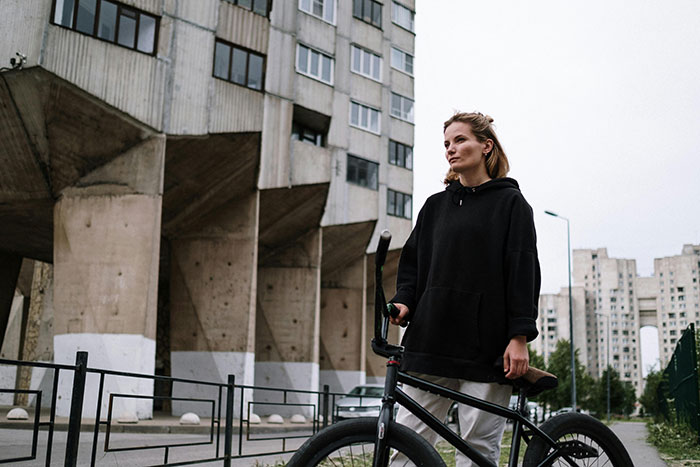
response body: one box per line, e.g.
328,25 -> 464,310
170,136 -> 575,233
639,369 -> 664,419
589,366 -> 637,417
540,339 -> 595,411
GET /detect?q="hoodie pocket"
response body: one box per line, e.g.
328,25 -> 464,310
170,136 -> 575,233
408,287 -> 482,357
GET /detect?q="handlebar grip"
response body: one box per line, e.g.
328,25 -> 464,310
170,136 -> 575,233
387,303 -> 399,318
375,230 -> 392,267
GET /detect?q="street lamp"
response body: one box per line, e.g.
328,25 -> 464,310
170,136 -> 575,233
595,311 -> 611,422
545,210 -> 576,410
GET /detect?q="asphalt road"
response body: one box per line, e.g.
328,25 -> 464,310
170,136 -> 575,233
0,428 -> 304,466
609,421 -> 667,467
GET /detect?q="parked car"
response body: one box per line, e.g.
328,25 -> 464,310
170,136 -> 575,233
335,385 -> 385,420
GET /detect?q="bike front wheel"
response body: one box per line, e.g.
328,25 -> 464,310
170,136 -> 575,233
287,417 -> 446,466
523,412 -> 633,466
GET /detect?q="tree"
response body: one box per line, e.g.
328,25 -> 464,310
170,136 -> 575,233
588,366 -> 637,418
639,369 -> 664,419
539,339 -> 595,411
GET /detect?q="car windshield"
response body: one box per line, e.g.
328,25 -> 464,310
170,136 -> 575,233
348,386 -> 383,397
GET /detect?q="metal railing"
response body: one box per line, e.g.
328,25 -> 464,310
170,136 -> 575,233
1,351 -> 357,466
657,323 -> 700,440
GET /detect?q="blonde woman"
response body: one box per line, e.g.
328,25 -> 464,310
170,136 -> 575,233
390,112 -> 541,466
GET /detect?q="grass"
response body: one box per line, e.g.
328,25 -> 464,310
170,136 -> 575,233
436,428 -> 526,466
646,420 -> 700,462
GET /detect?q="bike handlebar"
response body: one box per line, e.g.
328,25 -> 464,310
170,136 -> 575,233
372,230 -> 404,358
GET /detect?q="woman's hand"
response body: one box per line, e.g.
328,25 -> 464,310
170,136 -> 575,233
503,336 -> 529,379
389,303 -> 409,326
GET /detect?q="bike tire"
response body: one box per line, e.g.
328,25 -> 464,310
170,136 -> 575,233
287,417 -> 446,466
523,412 -> 633,467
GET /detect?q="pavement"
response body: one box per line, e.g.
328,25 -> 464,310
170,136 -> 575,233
610,421 -> 667,467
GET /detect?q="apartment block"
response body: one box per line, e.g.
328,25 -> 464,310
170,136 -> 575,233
0,0 -> 415,418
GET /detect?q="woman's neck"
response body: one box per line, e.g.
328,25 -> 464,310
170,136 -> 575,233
458,172 -> 491,188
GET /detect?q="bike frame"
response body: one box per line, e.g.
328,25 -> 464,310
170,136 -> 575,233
371,231 -> 575,467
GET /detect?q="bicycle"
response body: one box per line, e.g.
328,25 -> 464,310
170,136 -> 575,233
288,230 -> 633,466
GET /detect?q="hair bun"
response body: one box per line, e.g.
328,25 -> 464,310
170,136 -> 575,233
484,114 -> 494,124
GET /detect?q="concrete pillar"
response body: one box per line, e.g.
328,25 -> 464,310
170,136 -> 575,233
169,192 -> 259,416
320,256 -> 367,393
53,135 -> 165,419
15,262 -> 54,407
255,229 -> 321,416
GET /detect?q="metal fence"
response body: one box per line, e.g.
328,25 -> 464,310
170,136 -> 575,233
0,351 -> 356,466
657,323 -> 700,439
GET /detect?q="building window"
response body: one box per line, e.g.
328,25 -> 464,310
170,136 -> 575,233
391,46 -> 413,75
391,1 -> 414,32
226,0 -> 270,16
353,0 -> 382,28
51,0 -> 159,54
292,123 -> 324,146
296,44 -> 334,85
391,92 -> 414,122
389,140 -> 413,169
388,189 -> 412,219
351,45 -> 382,82
350,101 -> 380,134
347,155 -> 378,190
299,0 -> 335,24
214,39 -> 265,90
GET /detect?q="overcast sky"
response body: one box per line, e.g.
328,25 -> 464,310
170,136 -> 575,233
412,0 -> 700,374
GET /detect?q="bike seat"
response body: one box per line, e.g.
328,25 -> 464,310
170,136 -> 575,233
514,366 -> 558,397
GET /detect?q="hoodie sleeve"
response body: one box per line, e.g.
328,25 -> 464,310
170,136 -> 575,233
390,206 -> 424,315
504,196 -> 541,342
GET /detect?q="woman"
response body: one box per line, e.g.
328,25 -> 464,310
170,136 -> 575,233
389,112 -> 540,466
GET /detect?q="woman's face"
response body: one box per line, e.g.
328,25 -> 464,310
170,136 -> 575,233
444,122 -> 492,176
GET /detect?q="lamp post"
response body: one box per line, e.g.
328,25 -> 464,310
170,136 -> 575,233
545,210 -> 576,410
595,311 -> 611,422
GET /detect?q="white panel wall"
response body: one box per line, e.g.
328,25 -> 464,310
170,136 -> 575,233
42,27 -> 167,129
0,0 -> 49,69
217,2 -> 269,54
209,79 -> 264,133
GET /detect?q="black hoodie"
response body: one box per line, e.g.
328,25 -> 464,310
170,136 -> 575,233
390,177 -> 540,383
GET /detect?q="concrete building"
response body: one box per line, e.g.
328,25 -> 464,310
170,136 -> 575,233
536,245 -> 700,398
0,0 -> 415,418
653,244 -> 700,365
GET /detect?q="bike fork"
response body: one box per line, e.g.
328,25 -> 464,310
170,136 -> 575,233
373,359 -> 400,467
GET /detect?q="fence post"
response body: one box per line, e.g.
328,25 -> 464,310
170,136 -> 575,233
65,351 -> 88,467
322,384 -> 329,429
224,374 -> 235,467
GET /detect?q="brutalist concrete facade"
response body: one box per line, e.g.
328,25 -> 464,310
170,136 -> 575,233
0,0 -> 415,418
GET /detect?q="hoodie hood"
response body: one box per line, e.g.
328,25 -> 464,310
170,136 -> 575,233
446,177 -> 520,205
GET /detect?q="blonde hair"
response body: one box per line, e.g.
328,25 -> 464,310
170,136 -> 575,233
443,112 -> 509,185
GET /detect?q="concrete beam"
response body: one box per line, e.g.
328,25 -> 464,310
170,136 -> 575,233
0,67 -> 156,262
163,133 -> 260,235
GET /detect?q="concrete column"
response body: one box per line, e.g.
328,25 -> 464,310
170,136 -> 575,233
53,135 -> 165,419
169,192 -> 259,416
320,256 -> 367,393
15,262 -> 54,407
255,229 -> 321,416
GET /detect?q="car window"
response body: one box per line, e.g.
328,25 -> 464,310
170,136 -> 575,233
348,386 -> 383,397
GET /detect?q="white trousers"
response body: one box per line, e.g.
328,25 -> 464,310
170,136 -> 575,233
390,374 -> 512,467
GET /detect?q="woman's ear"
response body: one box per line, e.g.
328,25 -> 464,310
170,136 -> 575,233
483,139 -> 494,155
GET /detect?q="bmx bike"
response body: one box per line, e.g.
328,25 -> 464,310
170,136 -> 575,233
288,230 -> 633,466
